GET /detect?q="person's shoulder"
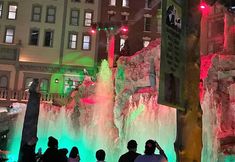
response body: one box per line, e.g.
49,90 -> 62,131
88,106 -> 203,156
134,154 -> 144,162
154,154 -> 167,161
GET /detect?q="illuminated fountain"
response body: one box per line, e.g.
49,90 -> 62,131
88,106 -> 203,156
7,41 -> 176,161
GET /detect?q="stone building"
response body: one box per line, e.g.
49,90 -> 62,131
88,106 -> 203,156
0,0 -> 100,101
200,3 -> 235,161
97,0 -> 162,63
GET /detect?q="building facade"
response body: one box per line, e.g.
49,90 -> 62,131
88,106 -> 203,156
0,0 -> 100,99
97,0 -> 162,63
200,3 -> 225,55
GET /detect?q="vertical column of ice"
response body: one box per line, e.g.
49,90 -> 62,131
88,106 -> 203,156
201,90 -> 219,162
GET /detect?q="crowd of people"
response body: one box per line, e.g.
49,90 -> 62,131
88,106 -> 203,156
21,136 -> 168,162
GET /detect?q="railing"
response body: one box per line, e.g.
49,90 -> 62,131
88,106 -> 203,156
0,90 -> 67,105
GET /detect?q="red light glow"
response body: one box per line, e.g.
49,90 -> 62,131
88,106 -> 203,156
91,29 -> 96,34
200,2 -> 208,11
121,26 -> 128,32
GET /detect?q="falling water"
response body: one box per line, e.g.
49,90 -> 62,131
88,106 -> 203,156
7,103 -> 26,162
201,89 -> 235,162
120,94 -> 177,162
7,60 -> 177,161
201,89 -> 219,162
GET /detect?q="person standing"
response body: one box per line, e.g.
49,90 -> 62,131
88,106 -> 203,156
96,149 -> 106,162
68,146 -> 80,162
118,140 -> 141,162
134,139 -> 167,162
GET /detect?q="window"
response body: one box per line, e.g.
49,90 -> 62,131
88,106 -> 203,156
32,5 -> 42,22
68,32 -> 78,49
84,11 -> 93,27
24,77 -> 33,90
44,31 -> 53,47
143,40 -> 150,47
122,0 -> 129,7
29,29 -> 39,45
0,2 -> 3,18
144,17 -> 151,31
120,38 -> 125,51
40,79 -> 49,93
121,15 -> 128,21
85,0 -> 94,3
5,27 -> 14,43
145,0 -> 152,8
110,0 -> 116,6
46,6 -> 56,23
8,4 -> 17,20
70,9 -> 79,26
82,34 -> 91,50
157,17 -> 161,33
0,76 -> 8,90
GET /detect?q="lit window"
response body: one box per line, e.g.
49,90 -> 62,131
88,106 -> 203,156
46,6 -> 56,23
5,28 -> 14,43
32,5 -> 42,22
84,11 -> 93,26
44,31 -> 53,47
0,2 -> 3,18
145,0 -> 152,8
157,17 -> 161,33
82,34 -> 91,50
68,32 -> 78,49
122,0 -> 129,7
120,38 -> 125,51
143,40 -> 150,47
70,9 -> 79,26
144,17 -> 151,31
8,4 -> 17,20
110,0 -> 116,6
29,29 -> 39,45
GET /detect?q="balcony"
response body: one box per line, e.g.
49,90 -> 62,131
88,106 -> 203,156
0,89 -> 67,106
0,43 -> 20,61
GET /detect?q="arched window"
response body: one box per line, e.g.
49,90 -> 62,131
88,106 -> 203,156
0,76 -> 8,89
24,77 -> 33,90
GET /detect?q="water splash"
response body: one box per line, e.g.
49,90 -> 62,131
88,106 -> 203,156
7,60 -> 176,161
201,90 -> 219,162
120,95 -> 176,162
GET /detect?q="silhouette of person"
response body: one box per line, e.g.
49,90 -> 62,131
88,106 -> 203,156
21,136 -> 38,162
118,140 -> 141,162
96,149 -> 106,162
41,136 -> 59,162
134,139 -> 167,162
58,148 -> 68,162
68,146 -> 80,162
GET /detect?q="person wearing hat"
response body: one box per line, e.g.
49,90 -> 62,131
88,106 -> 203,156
134,139 -> 167,162
118,140 -> 141,162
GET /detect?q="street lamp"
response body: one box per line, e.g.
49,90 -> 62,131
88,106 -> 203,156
90,22 -> 128,68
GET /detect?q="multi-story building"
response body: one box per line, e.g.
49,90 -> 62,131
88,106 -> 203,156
0,0 -> 100,101
200,3 -> 225,55
97,0 -> 162,63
